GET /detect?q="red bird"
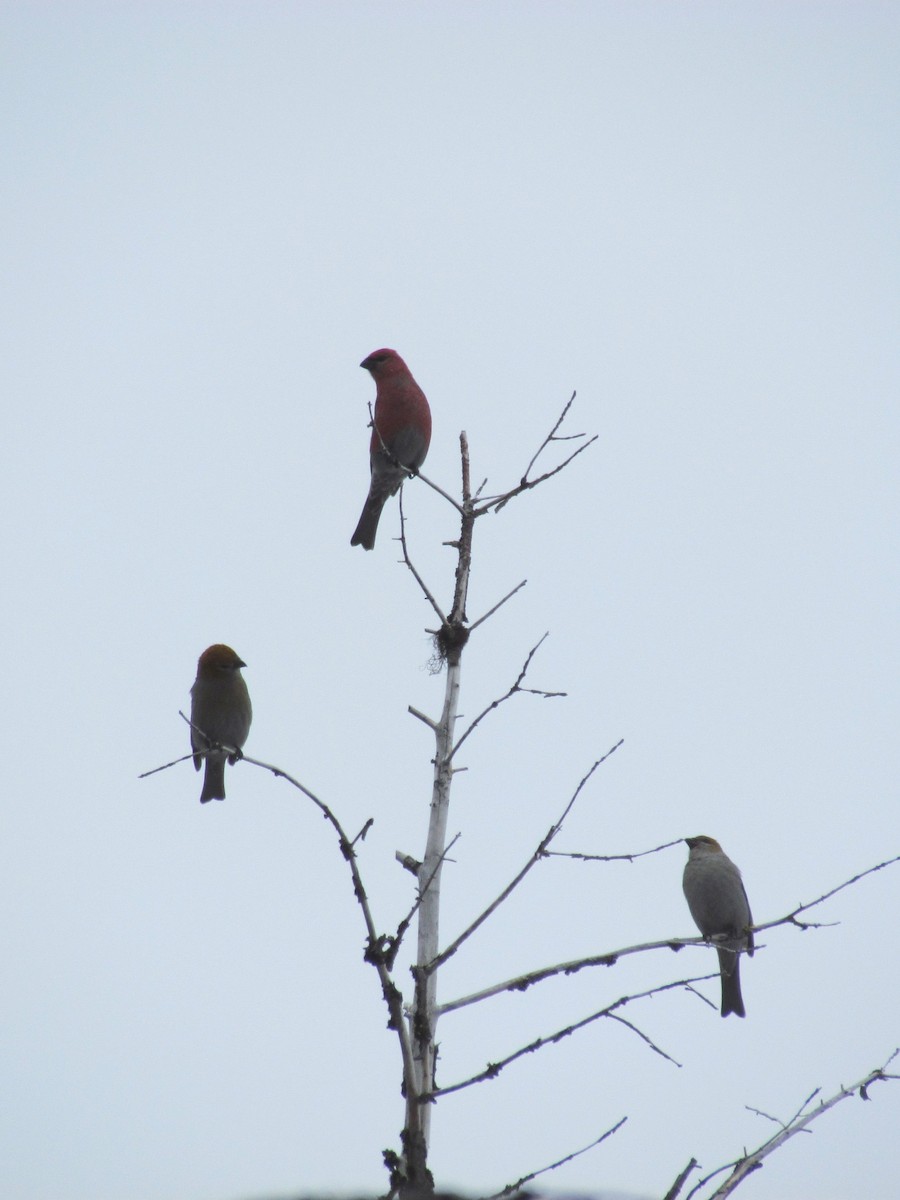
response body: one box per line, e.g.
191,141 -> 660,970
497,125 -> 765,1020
351,348 -> 432,550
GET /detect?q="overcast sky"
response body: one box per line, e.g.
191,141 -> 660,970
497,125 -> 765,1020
2,4 -> 898,1200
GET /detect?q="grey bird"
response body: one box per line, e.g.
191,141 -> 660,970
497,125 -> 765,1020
683,835 -> 754,1018
190,644 -> 252,803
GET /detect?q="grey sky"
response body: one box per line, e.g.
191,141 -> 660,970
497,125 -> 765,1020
2,4 -> 898,1199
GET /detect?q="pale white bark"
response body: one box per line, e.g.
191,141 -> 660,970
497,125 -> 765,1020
408,651 -> 462,1146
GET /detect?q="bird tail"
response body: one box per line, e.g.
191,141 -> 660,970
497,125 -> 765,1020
350,493 -> 388,550
717,947 -> 746,1018
200,754 -> 227,803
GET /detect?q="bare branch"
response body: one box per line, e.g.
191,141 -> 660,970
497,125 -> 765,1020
395,851 -> 421,876
408,705 -> 438,731
428,740 -> 624,976
682,981 -> 719,1015
139,711 -> 245,777
521,391 -> 580,481
481,1116 -> 627,1200
392,833 -> 461,959
425,977 -> 691,1101
138,749 -> 196,778
398,488 -> 447,626
752,853 -> 900,935
681,1050 -> 900,1199
744,1102 -> 796,1126
449,634 -> 566,764
415,467 -> 465,514
449,431 -> 473,627
468,578 -> 528,634
605,1010 -> 683,1065
440,850 -> 900,1015
233,754 -> 421,1127
663,1159 -> 699,1200
351,818 -> 374,848
472,392 -> 597,516
547,837 -> 684,863
438,942 -> 718,1017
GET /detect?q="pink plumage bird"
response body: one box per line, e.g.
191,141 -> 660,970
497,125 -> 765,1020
350,349 -> 432,550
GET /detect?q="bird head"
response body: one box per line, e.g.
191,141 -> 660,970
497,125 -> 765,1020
360,348 -> 406,379
685,835 -> 724,854
196,644 -> 247,678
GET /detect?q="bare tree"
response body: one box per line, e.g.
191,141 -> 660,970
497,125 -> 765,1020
143,395 -> 899,1197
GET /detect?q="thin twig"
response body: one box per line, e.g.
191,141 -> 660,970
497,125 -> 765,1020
398,488 -> 447,626
753,854 -> 900,934
428,740 -> 624,976
138,750 -> 197,778
606,1010 -> 681,1064
392,833 -> 462,957
139,712 -> 242,777
416,467 -> 465,514
351,818 -> 374,848
522,391 -> 580,480
547,837 -> 684,863
478,433 -> 597,514
449,430 -> 473,627
467,579 -> 528,634
448,634 -> 567,764
472,392 -> 596,515
481,1117 -> 627,1200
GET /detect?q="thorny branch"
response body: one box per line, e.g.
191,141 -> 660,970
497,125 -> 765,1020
397,395 -> 594,660
448,633 -> 567,764
671,1049 -> 900,1200
398,488 -> 447,626
664,1159 -> 699,1200
438,944 -> 717,1017
437,850 -> 900,1017
423,976 -> 694,1102
142,743 -> 423,1145
547,836 -> 684,863
237,755 -> 417,1064
474,392 -> 597,515
482,1117 -> 627,1200
427,740 -> 625,978
752,853 -> 900,934
139,712 -> 239,776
